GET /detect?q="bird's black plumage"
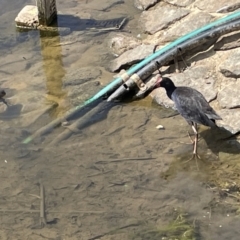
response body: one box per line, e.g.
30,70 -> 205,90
153,76 -> 222,160
155,77 -> 222,127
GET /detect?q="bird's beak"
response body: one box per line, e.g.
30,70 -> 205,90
154,75 -> 162,87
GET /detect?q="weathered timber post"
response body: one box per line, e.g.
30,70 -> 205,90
37,0 -> 57,26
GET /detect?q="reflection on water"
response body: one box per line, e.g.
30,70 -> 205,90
0,1 -> 240,240
40,30 -> 67,115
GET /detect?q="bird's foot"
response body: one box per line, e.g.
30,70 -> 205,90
183,153 -> 201,170
190,152 -> 201,160
184,153 -> 201,163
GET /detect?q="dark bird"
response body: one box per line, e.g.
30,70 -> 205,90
0,89 -> 8,106
154,77 -> 222,159
0,89 -> 6,98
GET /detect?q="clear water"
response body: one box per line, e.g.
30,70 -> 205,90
1,1 -> 240,239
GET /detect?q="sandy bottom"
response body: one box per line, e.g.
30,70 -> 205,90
1,1 -> 240,240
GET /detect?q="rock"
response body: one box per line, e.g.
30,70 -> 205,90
152,11 -> 213,43
134,0 -> 158,10
139,3 -> 190,34
66,81 -> 101,106
194,0 -> 239,13
107,33 -> 142,56
15,5 -> 38,29
20,104 -> 57,127
0,58 -> 29,75
62,67 -> 102,106
216,2 -> 240,13
63,67 -> 102,86
217,109 -> 240,134
150,65 -> 218,108
214,31 -> 240,50
85,0 -> 124,11
109,44 -> 155,72
219,48 -> 240,78
165,0 -> 195,7
218,81 -> 240,109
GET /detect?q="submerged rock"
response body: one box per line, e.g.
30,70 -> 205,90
63,67 -> 102,86
62,67 -> 102,106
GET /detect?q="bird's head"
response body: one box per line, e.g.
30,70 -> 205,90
0,90 -> 6,98
154,77 -> 176,91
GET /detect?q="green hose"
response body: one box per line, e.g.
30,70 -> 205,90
23,10 -> 240,144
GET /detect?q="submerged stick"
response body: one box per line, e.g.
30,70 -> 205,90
49,101 -> 114,145
88,222 -> 142,240
39,182 -> 47,226
0,209 -> 104,213
95,157 -> 156,164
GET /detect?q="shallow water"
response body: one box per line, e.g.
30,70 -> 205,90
1,1 -> 240,240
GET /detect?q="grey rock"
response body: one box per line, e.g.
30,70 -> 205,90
218,81 -> 240,109
20,104 -> 57,127
219,48 -> 240,78
217,109 -> 240,134
150,65 -> 218,108
108,33 -> 142,56
214,31 -> 240,51
63,67 -> 102,86
85,0 -> 124,11
158,12 -> 213,43
165,0 -> 195,7
216,2 -> 240,13
195,0 -> 239,12
134,0 -> 158,10
66,81 -> 102,106
109,44 -> 155,72
139,4 -> 190,34
62,67 -> 102,106
0,59 -> 29,75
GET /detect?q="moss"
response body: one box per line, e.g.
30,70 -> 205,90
131,211 -> 198,240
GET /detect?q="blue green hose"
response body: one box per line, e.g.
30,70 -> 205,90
23,10 -> 240,144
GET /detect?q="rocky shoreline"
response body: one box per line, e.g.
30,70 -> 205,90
107,0 -> 240,135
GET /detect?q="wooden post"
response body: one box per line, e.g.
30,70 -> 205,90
37,0 -> 57,26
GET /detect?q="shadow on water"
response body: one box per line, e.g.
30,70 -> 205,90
201,127 -> 240,155
56,14 -> 127,32
39,30 -> 67,116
